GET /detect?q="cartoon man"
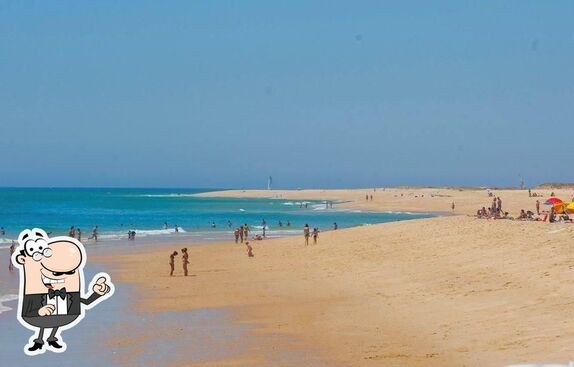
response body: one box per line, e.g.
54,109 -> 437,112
12,228 -> 114,355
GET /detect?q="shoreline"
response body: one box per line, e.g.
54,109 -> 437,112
4,187 -> 574,366
92,187 -> 574,366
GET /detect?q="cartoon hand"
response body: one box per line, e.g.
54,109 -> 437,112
93,276 -> 111,296
38,305 -> 56,316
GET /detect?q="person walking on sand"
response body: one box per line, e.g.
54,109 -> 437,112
9,240 -> 16,272
536,200 -> 540,215
234,228 -> 240,243
169,251 -> 178,277
181,248 -> 189,276
451,202 -> 455,211
303,224 -> 310,246
246,241 -> 254,257
312,228 -> 319,244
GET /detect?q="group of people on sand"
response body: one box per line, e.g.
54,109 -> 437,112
303,224 -> 320,246
169,247 -> 190,276
365,194 -> 374,201
475,197 -> 507,219
69,225 -> 99,242
475,193 -> 573,223
233,224 -> 251,243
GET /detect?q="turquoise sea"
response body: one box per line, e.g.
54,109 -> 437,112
0,188 -> 431,247
0,188 -> 432,314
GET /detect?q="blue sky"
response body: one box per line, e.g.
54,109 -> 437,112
0,1 -> 572,188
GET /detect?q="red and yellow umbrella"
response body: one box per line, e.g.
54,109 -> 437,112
553,202 -> 566,214
545,197 -> 563,205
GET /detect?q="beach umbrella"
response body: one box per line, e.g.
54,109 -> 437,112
553,202 -> 566,214
544,197 -> 563,205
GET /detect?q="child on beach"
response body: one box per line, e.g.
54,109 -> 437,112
169,251 -> 178,276
246,241 -> 254,257
182,248 -> 189,276
312,228 -> 319,244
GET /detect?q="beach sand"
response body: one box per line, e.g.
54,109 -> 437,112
94,187 -> 574,366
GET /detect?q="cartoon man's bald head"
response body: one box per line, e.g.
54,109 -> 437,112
14,229 -> 84,294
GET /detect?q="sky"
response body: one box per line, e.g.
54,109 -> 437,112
0,1 -> 572,189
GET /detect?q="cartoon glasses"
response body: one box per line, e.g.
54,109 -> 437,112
24,239 -> 53,261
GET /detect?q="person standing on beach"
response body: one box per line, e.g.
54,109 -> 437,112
234,228 -> 240,243
312,228 -> 319,244
333,222 -> 338,230
76,228 -> 81,242
497,197 -> 502,212
244,224 -> 249,240
451,202 -> 455,211
239,225 -> 244,243
536,200 -> 540,215
181,248 -> 189,276
9,240 -> 16,272
68,226 -> 75,238
303,224 -> 310,246
169,251 -> 178,277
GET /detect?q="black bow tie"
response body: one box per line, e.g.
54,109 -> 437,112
48,288 -> 67,300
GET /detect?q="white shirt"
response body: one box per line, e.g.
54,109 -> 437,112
46,293 -> 68,315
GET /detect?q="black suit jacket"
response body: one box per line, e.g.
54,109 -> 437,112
21,291 -> 102,318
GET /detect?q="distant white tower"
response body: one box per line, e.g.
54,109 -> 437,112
519,174 -> 525,189
267,176 -> 272,190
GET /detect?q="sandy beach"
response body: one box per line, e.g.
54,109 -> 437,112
93,187 -> 574,366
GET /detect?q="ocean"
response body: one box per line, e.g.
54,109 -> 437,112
0,187 -> 432,313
